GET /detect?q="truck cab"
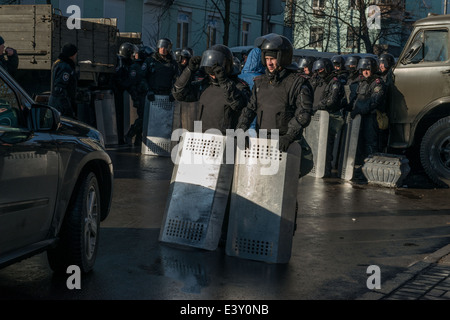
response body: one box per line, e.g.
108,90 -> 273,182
390,14 -> 450,187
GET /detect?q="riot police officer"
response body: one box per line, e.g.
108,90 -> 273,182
236,33 -> 313,154
49,43 -> 78,118
125,46 -> 152,146
331,55 -> 348,84
172,44 -> 250,134
297,56 -> 315,78
174,48 -> 192,75
113,42 -> 138,143
350,57 -> 387,164
311,58 -> 345,177
343,55 -> 361,112
145,38 -> 179,100
378,53 -> 395,151
0,36 -> 18,78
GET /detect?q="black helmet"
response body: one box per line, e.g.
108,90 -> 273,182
230,56 -> 242,76
331,55 -> 346,70
174,48 -> 192,63
255,33 -> 293,68
138,46 -> 154,60
183,47 -> 194,56
156,38 -> 172,52
200,44 -> 234,75
298,56 -> 316,72
345,55 -> 361,71
379,53 -> 395,70
118,42 -> 136,59
357,57 -> 378,74
312,58 -> 333,76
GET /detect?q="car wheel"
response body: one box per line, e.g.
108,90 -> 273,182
47,171 -> 101,273
420,116 -> 450,188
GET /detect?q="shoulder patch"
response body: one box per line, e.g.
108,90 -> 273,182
62,72 -> 70,82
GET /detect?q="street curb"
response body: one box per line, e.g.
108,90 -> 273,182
357,243 -> 450,300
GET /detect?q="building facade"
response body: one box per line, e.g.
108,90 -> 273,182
290,0 -> 445,56
10,0 -> 286,56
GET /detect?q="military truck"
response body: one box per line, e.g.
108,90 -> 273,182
389,13 -> 450,187
0,4 -> 141,96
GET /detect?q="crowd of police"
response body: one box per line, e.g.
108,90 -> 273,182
1,32 -> 395,179
104,33 -> 394,180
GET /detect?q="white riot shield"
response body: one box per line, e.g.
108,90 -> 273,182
304,110 -> 329,178
159,132 -> 234,251
225,138 -> 301,264
141,95 -> 175,156
338,114 -> 361,180
94,90 -> 118,145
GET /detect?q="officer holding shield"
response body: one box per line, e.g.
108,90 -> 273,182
350,57 -> 387,164
236,33 -> 313,153
172,44 -> 250,134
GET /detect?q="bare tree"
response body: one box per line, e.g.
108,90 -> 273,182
290,0 -> 412,54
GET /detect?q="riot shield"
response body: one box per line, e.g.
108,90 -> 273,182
159,132 -> 233,251
303,110 -> 329,178
338,113 -> 361,180
141,95 -> 175,156
225,138 -> 302,264
94,90 -> 118,145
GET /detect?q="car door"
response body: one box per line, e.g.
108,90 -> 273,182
0,72 -> 59,254
392,27 -> 450,125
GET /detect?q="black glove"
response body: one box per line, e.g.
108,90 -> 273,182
212,64 -> 227,83
147,91 -> 155,101
169,93 -> 175,102
188,56 -> 202,72
278,135 -> 294,152
350,108 -> 360,119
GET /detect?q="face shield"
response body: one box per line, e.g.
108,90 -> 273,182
156,39 -> 172,52
200,49 -> 228,75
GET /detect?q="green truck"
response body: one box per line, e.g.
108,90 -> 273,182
389,13 -> 450,187
0,4 -> 141,96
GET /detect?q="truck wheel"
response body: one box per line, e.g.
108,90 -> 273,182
47,172 -> 101,273
420,116 -> 450,187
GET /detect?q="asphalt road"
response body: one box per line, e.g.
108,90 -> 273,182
0,146 -> 449,302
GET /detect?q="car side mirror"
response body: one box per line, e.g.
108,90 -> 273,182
401,40 -> 423,64
31,104 -> 61,131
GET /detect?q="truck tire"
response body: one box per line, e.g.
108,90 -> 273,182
47,172 -> 101,273
420,116 -> 450,188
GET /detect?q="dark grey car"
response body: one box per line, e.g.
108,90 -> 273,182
0,66 -> 113,273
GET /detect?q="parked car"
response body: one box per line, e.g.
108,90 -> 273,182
0,66 -> 113,273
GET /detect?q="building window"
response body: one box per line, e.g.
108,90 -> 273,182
207,17 -> 218,48
309,26 -> 324,48
348,0 -> 361,9
346,27 -> 358,48
312,0 -> 325,8
177,13 -> 190,48
242,21 -> 250,46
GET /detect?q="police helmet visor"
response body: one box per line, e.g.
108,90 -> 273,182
254,33 -> 284,50
156,39 -> 172,50
357,59 -> 373,71
200,50 -> 227,70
